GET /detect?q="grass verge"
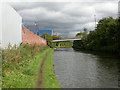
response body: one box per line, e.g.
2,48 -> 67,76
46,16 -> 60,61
2,45 -> 61,88
2,45 -> 49,88
42,49 -> 61,88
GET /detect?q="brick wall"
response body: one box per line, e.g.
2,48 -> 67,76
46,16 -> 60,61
22,26 -> 47,46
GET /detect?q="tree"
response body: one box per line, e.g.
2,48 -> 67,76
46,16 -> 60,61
41,33 -> 53,46
73,28 -> 89,50
73,17 -> 120,54
76,28 -> 88,40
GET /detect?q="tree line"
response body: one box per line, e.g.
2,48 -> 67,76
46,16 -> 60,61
73,17 -> 120,55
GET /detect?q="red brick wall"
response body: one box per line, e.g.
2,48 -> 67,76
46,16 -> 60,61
22,26 -> 47,46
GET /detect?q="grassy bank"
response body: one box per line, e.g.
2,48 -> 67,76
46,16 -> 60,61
2,45 -> 49,88
2,45 -> 61,88
42,49 -> 61,88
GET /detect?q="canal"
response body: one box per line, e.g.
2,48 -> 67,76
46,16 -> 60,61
54,48 -> 120,88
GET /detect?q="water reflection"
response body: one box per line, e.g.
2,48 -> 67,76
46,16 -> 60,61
54,48 -> 119,88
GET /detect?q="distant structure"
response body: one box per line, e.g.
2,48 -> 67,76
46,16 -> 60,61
22,26 -> 47,46
118,1 -> 120,17
39,30 -> 53,36
53,33 -> 58,37
34,22 -> 39,35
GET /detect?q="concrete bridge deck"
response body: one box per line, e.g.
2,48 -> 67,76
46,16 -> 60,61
52,38 -> 81,42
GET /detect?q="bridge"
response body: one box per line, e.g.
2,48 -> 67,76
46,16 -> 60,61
51,38 -> 81,48
52,38 -> 81,42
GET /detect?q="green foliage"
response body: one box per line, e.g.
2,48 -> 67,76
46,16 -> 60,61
73,28 -> 88,50
2,44 -> 49,88
73,40 -> 86,50
2,45 -> 61,88
51,41 -> 73,48
73,17 -> 120,54
76,28 -> 88,40
43,49 -> 61,88
41,33 -> 53,46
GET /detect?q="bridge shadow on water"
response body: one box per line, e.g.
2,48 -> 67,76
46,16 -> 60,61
54,48 -> 74,52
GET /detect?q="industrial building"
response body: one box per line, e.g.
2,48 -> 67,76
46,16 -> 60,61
0,3 -> 22,48
39,30 -> 53,36
0,3 -> 47,48
22,26 -> 47,46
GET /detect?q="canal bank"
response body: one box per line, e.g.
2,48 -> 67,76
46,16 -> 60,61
39,48 -> 61,88
54,48 -> 120,88
2,46 -> 60,88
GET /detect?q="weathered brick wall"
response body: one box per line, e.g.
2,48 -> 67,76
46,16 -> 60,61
22,26 -> 47,46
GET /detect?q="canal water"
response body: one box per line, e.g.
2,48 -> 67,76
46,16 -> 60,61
54,48 -> 120,88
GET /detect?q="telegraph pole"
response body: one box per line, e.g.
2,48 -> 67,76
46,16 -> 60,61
94,14 -> 97,30
118,1 -> 120,18
35,21 -> 39,35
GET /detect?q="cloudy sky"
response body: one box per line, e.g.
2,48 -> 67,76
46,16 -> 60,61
9,0 -> 119,37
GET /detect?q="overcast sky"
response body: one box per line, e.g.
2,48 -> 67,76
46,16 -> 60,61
9,0 -> 119,37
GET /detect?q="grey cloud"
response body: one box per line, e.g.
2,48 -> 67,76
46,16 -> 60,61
10,1 -> 119,37
10,2 -> 66,11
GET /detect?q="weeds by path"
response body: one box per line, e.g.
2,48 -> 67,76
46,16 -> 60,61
2,44 -> 48,88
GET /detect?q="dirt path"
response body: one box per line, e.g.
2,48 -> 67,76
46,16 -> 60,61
37,52 -> 48,88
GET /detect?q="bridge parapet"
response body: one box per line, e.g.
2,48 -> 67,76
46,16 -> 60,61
52,38 -> 81,42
